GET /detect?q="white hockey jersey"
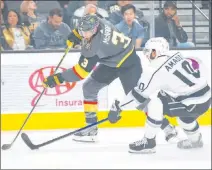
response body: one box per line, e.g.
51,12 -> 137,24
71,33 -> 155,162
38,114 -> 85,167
131,52 -> 211,107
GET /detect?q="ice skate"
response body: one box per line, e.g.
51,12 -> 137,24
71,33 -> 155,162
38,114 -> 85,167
72,126 -> 98,142
129,137 -> 156,154
177,133 -> 203,149
164,125 -> 179,144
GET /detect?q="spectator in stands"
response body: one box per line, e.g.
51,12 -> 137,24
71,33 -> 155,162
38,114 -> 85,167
109,0 -> 149,47
1,9 -> 31,50
84,3 -> 108,18
106,0 -> 119,14
115,4 -> 144,49
95,1 -> 113,11
84,4 -> 97,14
108,0 -> 144,25
33,8 -> 71,49
57,1 -> 70,9
20,0 -> 45,33
155,1 -> 195,48
67,1 -> 82,22
57,0 -> 70,26
70,0 -> 109,29
1,0 -> 8,25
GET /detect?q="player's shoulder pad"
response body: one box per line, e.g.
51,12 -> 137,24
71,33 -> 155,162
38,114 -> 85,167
149,56 -> 168,70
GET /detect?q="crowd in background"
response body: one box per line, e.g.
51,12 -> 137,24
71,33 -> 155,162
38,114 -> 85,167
1,0 -> 206,51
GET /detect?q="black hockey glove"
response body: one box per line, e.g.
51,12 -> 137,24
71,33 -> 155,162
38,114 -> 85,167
66,29 -> 82,47
108,100 -> 122,124
42,73 -> 65,88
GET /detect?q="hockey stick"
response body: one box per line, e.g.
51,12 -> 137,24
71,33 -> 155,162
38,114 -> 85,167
1,46 -> 72,151
21,99 -> 150,150
21,118 -> 108,150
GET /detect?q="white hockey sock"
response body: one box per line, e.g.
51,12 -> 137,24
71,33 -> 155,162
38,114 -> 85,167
177,118 -> 200,142
144,96 -> 163,139
163,124 -> 174,134
144,122 -> 161,139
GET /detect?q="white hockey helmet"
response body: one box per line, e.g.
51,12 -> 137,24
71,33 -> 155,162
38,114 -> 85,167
143,37 -> 169,61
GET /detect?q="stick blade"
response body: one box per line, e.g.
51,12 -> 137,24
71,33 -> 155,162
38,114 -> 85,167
21,133 -> 39,150
1,144 -> 12,150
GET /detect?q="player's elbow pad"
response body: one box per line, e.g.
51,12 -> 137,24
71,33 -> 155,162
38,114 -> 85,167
67,29 -> 82,47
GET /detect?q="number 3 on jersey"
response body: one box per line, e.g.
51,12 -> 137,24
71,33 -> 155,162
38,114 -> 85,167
173,60 -> 200,87
112,31 -> 131,48
80,58 -> 88,68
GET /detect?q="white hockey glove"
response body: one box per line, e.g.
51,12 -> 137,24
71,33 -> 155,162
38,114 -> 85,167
108,100 -> 122,124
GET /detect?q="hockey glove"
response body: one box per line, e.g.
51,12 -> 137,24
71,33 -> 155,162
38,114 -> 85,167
108,100 -> 122,124
42,73 -> 65,88
66,29 -> 82,48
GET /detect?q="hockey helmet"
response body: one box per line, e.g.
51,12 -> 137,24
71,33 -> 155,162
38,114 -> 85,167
78,14 -> 99,36
143,37 -> 169,61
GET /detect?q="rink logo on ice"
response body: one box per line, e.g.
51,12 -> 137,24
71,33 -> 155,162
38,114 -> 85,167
29,66 -> 76,106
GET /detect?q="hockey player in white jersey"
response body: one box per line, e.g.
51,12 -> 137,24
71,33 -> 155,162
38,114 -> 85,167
108,37 -> 211,153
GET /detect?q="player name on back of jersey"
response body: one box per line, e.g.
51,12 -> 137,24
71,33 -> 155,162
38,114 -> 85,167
165,53 -> 183,72
103,25 -> 112,45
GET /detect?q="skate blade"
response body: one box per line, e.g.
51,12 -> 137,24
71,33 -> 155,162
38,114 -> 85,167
128,148 -> 156,154
72,136 -> 98,143
177,143 -> 203,149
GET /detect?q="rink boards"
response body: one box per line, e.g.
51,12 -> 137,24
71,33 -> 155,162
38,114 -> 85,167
1,49 -> 211,130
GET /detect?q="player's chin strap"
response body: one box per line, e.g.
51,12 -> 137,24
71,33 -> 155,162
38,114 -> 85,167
1,45 -> 73,151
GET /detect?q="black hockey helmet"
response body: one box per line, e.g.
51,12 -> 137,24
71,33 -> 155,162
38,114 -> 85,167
78,14 -> 99,36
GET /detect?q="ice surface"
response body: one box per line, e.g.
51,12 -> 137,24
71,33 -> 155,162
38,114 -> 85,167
1,126 -> 211,169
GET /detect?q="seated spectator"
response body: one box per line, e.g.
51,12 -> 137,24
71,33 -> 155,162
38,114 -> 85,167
155,1 -> 195,48
57,0 -> 70,9
67,1 -> 82,21
106,0 -> 119,14
109,0 -> 149,46
84,4 -> 107,18
57,0 -> 71,25
1,0 -> 8,25
94,1 -> 113,11
70,0 -> 109,29
108,0 -> 144,25
33,8 -> 71,49
1,9 -> 31,50
115,4 -> 144,49
20,0 -> 45,33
